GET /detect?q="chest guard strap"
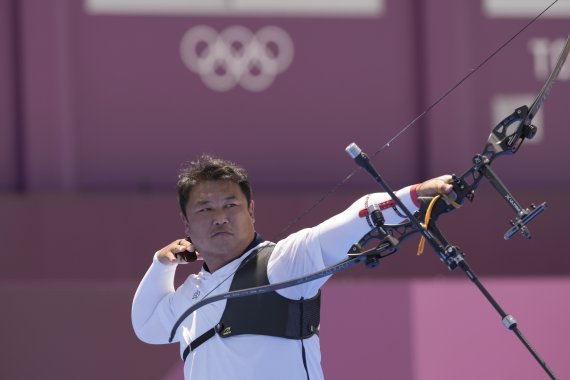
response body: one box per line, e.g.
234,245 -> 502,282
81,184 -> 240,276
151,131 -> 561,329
182,245 -> 321,362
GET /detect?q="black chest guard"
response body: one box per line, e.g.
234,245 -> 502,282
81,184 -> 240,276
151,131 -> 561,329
182,244 -> 321,362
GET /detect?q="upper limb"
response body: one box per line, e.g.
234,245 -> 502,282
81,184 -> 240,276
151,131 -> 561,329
268,184 -> 420,298
269,176 -> 453,297
317,174 -> 454,265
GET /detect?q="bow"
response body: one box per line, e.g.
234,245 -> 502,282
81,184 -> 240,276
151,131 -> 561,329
344,32 -> 569,380
169,1 -> 567,343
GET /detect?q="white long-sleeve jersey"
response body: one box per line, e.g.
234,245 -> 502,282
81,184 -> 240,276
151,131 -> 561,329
132,186 -> 419,380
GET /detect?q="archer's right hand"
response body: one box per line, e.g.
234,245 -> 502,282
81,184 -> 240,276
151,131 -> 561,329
156,239 -> 199,265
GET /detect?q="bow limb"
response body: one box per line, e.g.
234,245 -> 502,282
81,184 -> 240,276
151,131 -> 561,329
524,32 -> 570,126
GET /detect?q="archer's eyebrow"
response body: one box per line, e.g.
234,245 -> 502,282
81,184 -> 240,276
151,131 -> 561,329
193,195 -> 239,206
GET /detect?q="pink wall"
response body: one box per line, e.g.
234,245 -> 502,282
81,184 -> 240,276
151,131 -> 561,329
1,1 -> 569,379
0,0 -> 18,189
3,0 -> 568,192
2,277 -> 567,380
1,187 -> 569,281
412,277 -> 570,380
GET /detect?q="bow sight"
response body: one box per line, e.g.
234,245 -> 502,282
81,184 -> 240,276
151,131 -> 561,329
346,32 -> 570,380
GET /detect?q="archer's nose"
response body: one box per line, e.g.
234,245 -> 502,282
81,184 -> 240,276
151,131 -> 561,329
212,209 -> 229,225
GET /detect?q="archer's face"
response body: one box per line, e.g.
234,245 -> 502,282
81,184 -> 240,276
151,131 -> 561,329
183,180 -> 255,271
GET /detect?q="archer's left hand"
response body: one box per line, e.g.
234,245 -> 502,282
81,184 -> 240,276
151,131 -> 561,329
416,175 -> 454,197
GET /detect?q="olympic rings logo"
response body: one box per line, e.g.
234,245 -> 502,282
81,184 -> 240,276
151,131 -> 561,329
180,25 -> 294,92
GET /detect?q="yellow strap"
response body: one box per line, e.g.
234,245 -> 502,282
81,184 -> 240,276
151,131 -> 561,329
442,192 -> 462,209
417,193 -> 461,256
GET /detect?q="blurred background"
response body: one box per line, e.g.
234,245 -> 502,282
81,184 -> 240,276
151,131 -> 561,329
1,0 -> 569,379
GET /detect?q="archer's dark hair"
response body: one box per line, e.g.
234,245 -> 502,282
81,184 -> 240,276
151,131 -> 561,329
177,155 -> 252,219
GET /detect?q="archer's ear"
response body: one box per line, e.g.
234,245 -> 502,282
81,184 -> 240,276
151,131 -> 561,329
180,212 -> 191,235
249,200 -> 255,223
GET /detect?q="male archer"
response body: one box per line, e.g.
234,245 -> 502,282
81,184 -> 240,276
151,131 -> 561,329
132,154 -> 452,380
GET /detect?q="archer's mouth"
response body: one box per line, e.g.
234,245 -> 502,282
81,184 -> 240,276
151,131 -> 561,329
211,231 -> 233,238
